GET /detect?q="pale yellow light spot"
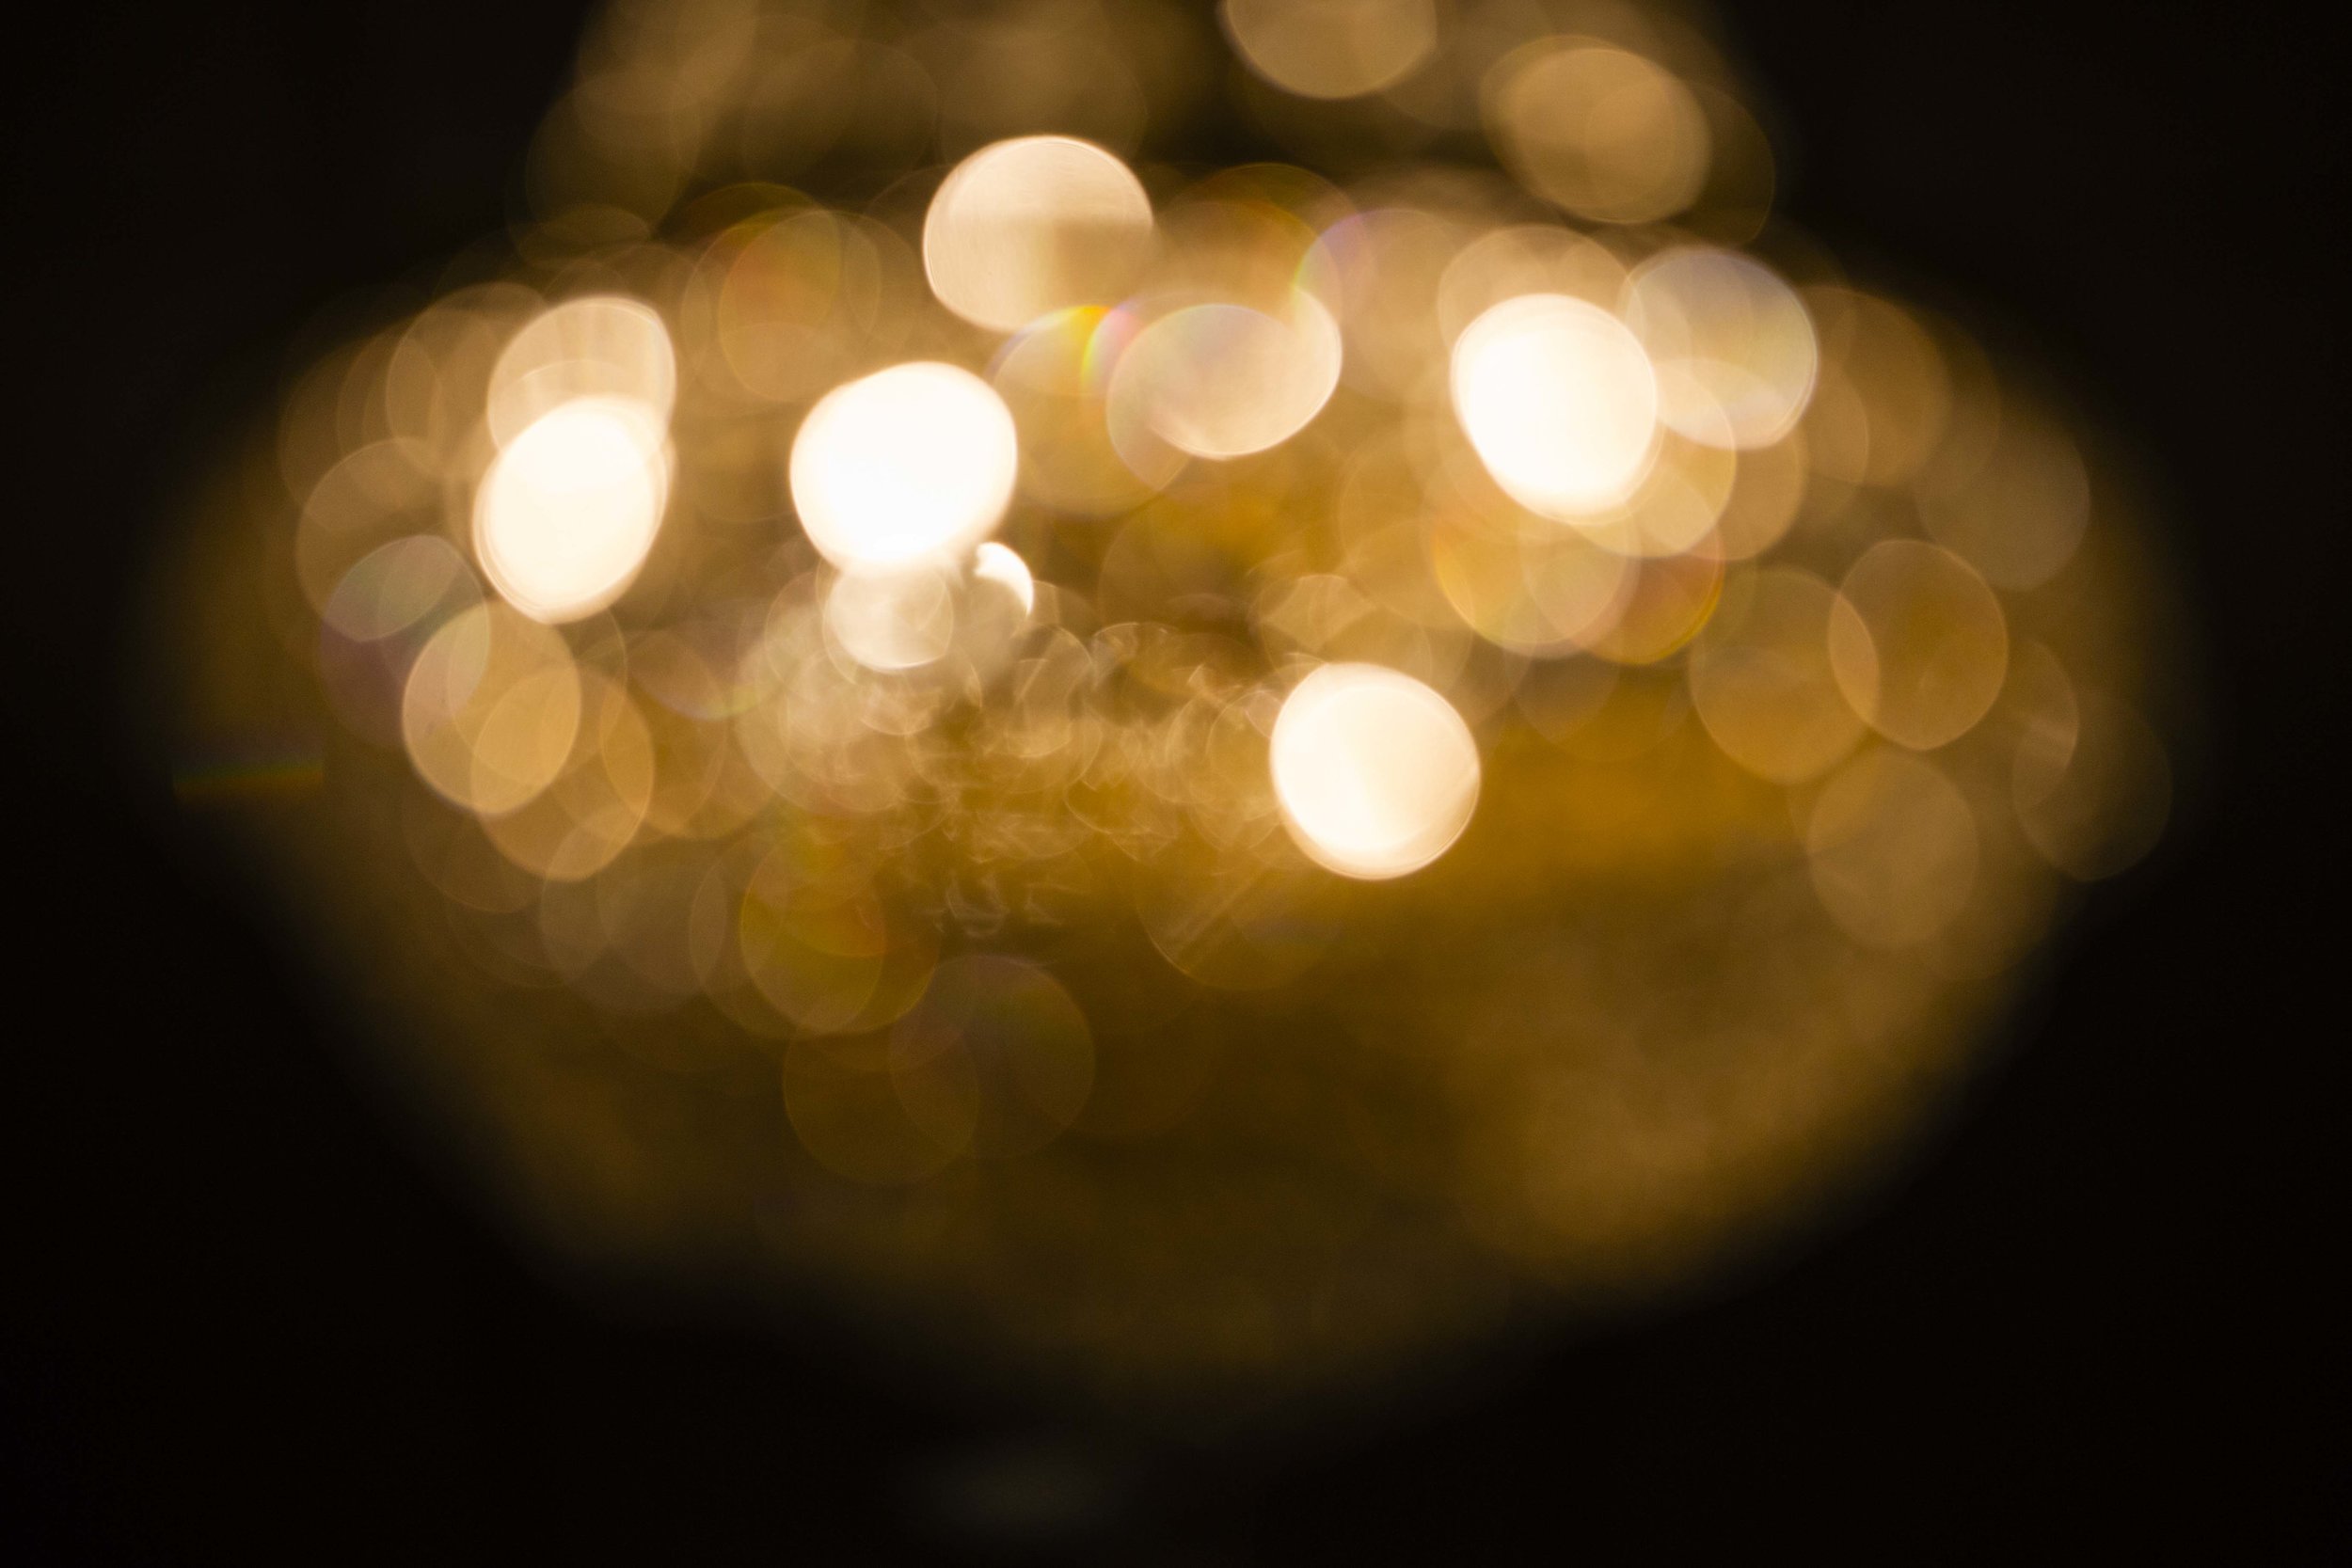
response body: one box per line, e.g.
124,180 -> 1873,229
1219,0 -> 1438,100
923,135 -> 1155,333
970,541 -> 1036,614
1109,295 -> 1343,461
1271,663 -> 1480,879
1452,293 -> 1660,518
822,568 -> 957,672
1623,247 -> 1818,450
789,362 -> 1020,574
1485,41 -> 1710,226
474,397 -> 670,625
400,601 -> 581,817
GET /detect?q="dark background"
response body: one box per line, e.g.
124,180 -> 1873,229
6,0 -> 2341,1558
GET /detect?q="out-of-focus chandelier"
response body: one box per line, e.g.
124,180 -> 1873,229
168,0 -> 2177,1413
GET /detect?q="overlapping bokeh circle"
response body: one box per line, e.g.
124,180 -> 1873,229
168,0 -> 2179,1414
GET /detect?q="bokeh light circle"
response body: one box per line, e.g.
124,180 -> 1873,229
1271,663 -> 1481,879
1452,293 -> 1661,518
1219,0 -> 1438,100
1624,246 -> 1819,450
1112,295 -> 1344,461
474,396 -> 670,624
789,362 -> 1019,574
1486,41 -> 1711,225
923,135 -> 1154,333
1828,539 -> 2010,752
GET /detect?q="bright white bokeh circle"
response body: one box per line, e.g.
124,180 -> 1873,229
1451,293 -> 1661,518
1271,663 -> 1482,879
923,135 -> 1154,333
474,395 -> 670,624
790,362 -> 1019,575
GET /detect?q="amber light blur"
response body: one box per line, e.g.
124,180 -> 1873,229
167,0 -> 2180,1418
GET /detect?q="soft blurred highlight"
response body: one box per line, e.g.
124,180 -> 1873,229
162,0 -> 2184,1429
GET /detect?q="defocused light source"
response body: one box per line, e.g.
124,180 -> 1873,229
1624,245 -> 1819,450
1920,395 -> 2093,589
789,362 -> 1019,574
1807,748 -> 1980,947
1828,539 -> 2010,752
400,601 -> 580,816
923,135 -> 1155,333
971,540 -> 1036,614
474,397 -> 670,624
1220,0 -> 1438,100
1452,293 -> 1661,518
172,0 -> 2182,1418
487,294 -> 676,446
824,567 -> 958,672
1271,662 -> 1481,879
1111,294 -> 1343,461
1687,566 -> 1862,783
1486,40 -> 1711,226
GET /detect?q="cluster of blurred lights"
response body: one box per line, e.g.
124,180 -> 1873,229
176,0 -> 2177,1402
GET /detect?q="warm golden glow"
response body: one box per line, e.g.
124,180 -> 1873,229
823,567 -> 957,672
1920,395 -> 2093,589
923,135 -> 1154,333
477,670 -> 655,882
1109,294 -> 1343,461
486,295 -> 676,447
175,0 -> 2182,1413
789,362 -> 1020,574
1219,0 -> 1438,100
1451,293 -> 1661,518
1687,567 -> 1862,783
993,307 -> 1172,515
2013,689 -> 2171,880
1438,225 -> 1627,344
321,534 -> 473,644
742,845 -> 937,1040
399,602 -> 580,817
707,209 -> 900,406
1802,289 -> 1953,487
473,397 -> 670,624
1624,246 -> 1818,450
1486,41 -> 1710,226
1828,540 -> 2010,751
1431,510 -> 1632,656
1271,663 -> 1481,879
1807,750 -> 1980,947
